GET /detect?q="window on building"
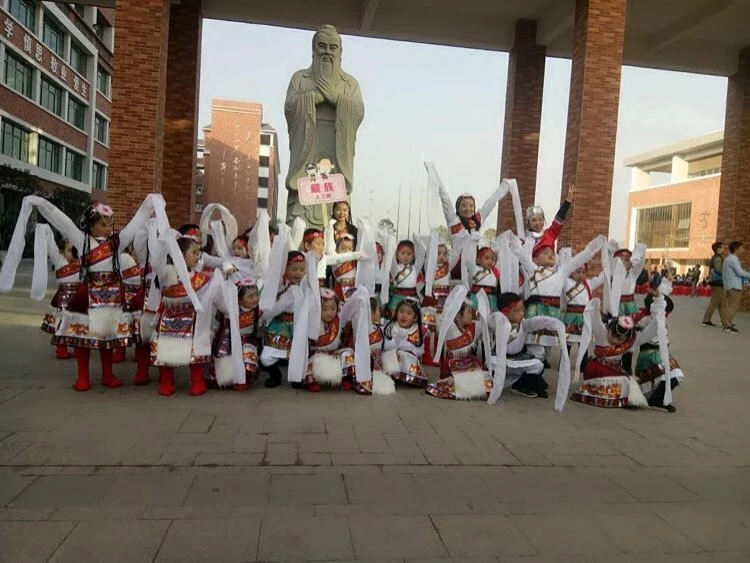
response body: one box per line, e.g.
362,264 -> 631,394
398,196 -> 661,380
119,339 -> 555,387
96,67 -> 110,96
42,16 -> 65,57
260,134 -> 271,145
38,137 -> 61,173
1,120 -> 31,163
257,197 -> 268,209
258,176 -> 269,188
69,42 -> 88,75
65,150 -> 84,181
4,51 -> 34,98
40,76 -> 63,116
636,203 -> 692,249
92,161 -> 106,191
67,96 -> 86,130
259,155 -> 270,167
9,0 -> 36,31
94,114 -> 108,144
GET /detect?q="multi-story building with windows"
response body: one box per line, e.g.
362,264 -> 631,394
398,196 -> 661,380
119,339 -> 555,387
195,99 -> 280,229
625,131 -> 723,275
0,1 -> 114,202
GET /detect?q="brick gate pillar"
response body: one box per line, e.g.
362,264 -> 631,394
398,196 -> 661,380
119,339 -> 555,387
108,0 -> 170,226
499,20 -> 546,232
559,0 -> 627,251
163,0 -> 202,225
718,47 -> 750,311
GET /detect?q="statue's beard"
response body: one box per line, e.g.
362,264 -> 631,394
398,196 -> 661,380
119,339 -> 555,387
313,56 -> 341,81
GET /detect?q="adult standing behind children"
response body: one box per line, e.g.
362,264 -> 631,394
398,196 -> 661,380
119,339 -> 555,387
722,241 -> 750,333
702,241 -> 729,329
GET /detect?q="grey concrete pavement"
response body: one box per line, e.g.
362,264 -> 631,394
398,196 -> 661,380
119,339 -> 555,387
0,272 -> 749,562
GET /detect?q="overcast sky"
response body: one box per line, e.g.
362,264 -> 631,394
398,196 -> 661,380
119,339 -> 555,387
198,20 -> 727,244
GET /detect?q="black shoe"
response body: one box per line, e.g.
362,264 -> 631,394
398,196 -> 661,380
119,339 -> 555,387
731,325 -> 739,332
291,382 -> 305,390
264,373 -> 282,388
536,389 -> 549,399
510,387 -> 538,398
543,360 -> 551,369
701,321 -> 716,327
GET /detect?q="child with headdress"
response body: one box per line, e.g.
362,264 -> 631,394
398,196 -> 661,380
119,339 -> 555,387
381,298 -> 429,387
213,278 -> 260,391
325,218 -> 369,301
426,285 -> 492,400
35,224 -> 81,360
525,183 -> 575,255
571,297 -> 650,408
150,226 -> 236,397
0,194 -> 169,391
488,292 -> 571,410
512,233 -> 606,356
559,247 -> 606,343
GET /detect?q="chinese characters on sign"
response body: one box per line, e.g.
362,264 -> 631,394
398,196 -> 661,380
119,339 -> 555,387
297,174 -> 347,206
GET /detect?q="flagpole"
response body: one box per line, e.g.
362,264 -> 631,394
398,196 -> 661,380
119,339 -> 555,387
396,185 -> 402,240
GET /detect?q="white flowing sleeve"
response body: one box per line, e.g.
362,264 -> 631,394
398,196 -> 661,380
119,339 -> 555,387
478,179 -> 511,224
289,217 -> 306,252
507,179 -> 526,239
496,230 -> 521,294
561,235 -> 607,278
588,271 -> 606,293
259,227 -> 289,312
287,285 -> 311,383
340,286 -> 372,383
30,223 -> 58,300
413,233 -> 428,272
631,243 -> 647,279
118,193 -> 169,252
510,232 -> 536,278
249,211 -> 271,279
487,312 -> 511,405
354,219 -> 377,295
425,161 -> 458,227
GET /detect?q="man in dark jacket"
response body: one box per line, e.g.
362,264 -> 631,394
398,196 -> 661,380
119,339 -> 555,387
702,241 -> 729,327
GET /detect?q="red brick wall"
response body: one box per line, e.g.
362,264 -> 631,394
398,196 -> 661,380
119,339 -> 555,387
0,86 -> 88,151
162,0 -> 201,226
93,142 -> 109,163
626,176 -> 720,262
499,19 -> 546,233
96,93 -> 111,118
107,0 -> 170,229
203,100 -> 263,230
718,47 -> 750,310
559,0 -> 627,253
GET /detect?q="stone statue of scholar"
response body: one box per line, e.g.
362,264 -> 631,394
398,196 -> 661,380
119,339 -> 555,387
284,25 -> 365,228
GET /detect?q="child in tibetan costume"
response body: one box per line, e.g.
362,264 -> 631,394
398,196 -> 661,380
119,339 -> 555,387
603,241 -> 647,317
426,161 -> 519,283
633,280 -> 683,412
512,234 -> 606,355
524,183 -> 575,254
559,247 -> 606,343
35,224 -> 81,360
353,296 -> 396,396
213,279 -> 260,392
151,230 -> 237,397
468,246 -> 500,312
303,289 -> 356,392
0,194 -> 169,391
382,298 -> 429,387
570,298 -> 650,409
426,285 -> 492,400
386,240 -> 423,317
488,292 -> 571,410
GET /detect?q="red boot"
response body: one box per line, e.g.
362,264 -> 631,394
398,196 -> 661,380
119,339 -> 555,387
55,344 -> 70,360
73,347 -> 91,391
99,349 -> 123,388
233,383 -> 249,392
112,347 -> 126,363
158,366 -> 176,396
307,382 -> 322,393
341,380 -> 353,391
189,364 -> 207,396
133,345 -> 151,385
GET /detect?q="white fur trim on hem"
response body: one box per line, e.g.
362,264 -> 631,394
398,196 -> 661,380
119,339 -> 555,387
88,307 -> 124,339
372,370 -> 396,396
382,350 -> 399,376
453,370 -> 487,400
311,353 -> 343,386
215,356 -> 238,387
156,336 -> 193,366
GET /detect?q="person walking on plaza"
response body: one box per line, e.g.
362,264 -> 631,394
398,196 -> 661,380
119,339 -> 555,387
689,265 -> 701,297
722,241 -> 750,333
702,242 -> 729,328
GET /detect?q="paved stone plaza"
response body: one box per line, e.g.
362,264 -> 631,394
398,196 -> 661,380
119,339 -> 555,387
0,267 -> 748,562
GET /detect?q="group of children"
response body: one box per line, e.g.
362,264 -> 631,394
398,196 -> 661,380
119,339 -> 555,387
0,163 -> 683,412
